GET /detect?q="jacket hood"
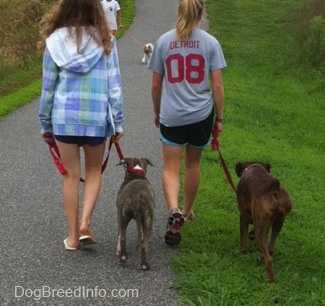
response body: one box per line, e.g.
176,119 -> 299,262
46,27 -> 104,74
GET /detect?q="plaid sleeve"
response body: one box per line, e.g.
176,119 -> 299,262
38,48 -> 59,134
107,40 -> 124,133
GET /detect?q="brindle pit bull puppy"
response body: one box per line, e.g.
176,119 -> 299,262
116,158 -> 155,270
235,162 -> 292,283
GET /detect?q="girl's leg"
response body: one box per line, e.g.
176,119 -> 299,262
182,145 -> 203,216
161,144 -> 184,210
79,142 -> 106,235
162,144 -> 186,245
56,142 -> 81,248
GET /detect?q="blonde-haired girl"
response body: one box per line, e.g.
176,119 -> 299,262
148,0 -> 226,245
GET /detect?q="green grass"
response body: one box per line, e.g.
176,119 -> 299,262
172,0 -> 325,305
0,79 -> 42,118
0,54 -> 43,98
1,0 -> 324,304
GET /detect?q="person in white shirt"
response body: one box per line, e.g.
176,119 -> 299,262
101,0 -> 123,36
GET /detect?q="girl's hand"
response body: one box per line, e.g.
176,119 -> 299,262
214,121 -> 223,133
154,113 -> 160,128
112,132 -> 124,143
42,133 -> 54,144
213,118 -> 223,133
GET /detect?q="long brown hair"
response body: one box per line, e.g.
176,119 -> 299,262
176,0 -> 204,41
38,0 -> 112,55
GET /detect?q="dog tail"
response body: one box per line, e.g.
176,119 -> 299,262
270,178 -> 280,199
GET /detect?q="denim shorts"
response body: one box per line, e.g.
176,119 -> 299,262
54,135 -> 106,147
159,109 -> 214,148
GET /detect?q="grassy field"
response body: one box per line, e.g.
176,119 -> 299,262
172,0 -> 325,305
1,0 -> 324,305
0,0 -> 135,119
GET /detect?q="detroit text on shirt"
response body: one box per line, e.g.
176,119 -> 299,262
170,40 -> 200,49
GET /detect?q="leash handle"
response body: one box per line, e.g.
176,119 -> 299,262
44,133 -> 67,175
103,137 -> 124,173
49,143 -> 67,175
211,127 -> 219,151
108,137 -> 124,161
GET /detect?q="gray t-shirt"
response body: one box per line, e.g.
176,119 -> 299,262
147,28 -> 226,127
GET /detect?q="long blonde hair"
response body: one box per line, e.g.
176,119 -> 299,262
38,0 -> 112,55
176,0 -> 204,41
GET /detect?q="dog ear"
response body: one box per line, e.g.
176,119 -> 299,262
265,163 -> 271,173
142,158 -> 154,167
235,162 -> 244,177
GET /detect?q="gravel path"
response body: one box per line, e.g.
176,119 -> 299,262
0,1 -> 209,304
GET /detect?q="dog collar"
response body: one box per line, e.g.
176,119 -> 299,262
242,163 -> 266,174
126,167 -> 145,176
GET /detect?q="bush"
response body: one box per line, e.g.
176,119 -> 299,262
290,0 -> 325,73
0,0 -> 56,69
0,0 -> 135,98
306,15 -> 325,71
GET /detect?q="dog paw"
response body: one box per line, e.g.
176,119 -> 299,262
119,255 -> 127,263
140,262 -> 150,270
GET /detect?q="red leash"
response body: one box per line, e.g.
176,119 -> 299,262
211,128 -> 237,193
48,139 -> 67,176
107,137 -> 125,163
122,30 -> 144,48
47,136 -> 124,182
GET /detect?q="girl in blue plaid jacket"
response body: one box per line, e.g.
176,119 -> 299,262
38,0 -> 124,250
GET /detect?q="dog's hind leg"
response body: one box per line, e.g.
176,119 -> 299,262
118,219 -> 130,263
254,222 -> 275,283
269,217 -> 285,255
240,215 -> 249,253
138,216 -> 153,270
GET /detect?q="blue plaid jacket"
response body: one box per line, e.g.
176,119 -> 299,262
39,28 -> 124,137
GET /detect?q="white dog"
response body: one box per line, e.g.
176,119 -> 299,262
142,43 -> 154,64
